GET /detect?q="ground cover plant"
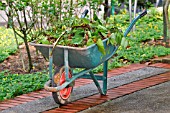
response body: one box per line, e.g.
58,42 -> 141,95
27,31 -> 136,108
92,8 -> 170,72
0,7 -> 170,101
114,8 -> 163,42
93,44 -> 170,73
0,27 -> 22,62
0,70 -> 49,101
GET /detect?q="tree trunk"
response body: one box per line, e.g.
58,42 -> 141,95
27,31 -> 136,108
23,33 -> 33,72
12,28 -> 19,49
133,0 -> 138,31
163,0 -> 170,47
104,0 -> 109,20
129,0 -> 132,23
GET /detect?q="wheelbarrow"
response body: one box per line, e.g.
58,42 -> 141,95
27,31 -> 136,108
30,10 -> 147,105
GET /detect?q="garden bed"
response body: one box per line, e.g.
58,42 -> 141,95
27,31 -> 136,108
0,44 -> 48,74
0,7 -> 170,101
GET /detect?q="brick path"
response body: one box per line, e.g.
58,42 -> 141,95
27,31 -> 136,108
44,71 -> 170,113
0,63 -> 170,112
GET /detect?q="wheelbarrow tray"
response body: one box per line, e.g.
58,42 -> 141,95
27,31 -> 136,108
30,38 -> 118,69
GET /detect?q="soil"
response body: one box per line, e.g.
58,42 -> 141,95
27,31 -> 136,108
0,44 -> 49,74
0,38 -> 169,74
147,38 -> 170,47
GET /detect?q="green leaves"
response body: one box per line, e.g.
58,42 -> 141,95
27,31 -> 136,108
0,1 -> 6,10
38,15 -> 125,55
71,29 -> 84,45
0,71 -> 49,101
39,38 -> 51,45
97,39 -> 105,55
87,38 -> 94,46
108,32 -> 126,48
121,37 -> 128,48
108,33 -> 116,45
97,25 -> 107,31
87,31 -> 92,38
72,34 -> 83,45
115,32 -> 123,45
81,18 -> 90,24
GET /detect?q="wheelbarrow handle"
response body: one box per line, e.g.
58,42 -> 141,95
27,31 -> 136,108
123,9 -> 147,37
81,9 -> 89,18
139,9 -> 147,18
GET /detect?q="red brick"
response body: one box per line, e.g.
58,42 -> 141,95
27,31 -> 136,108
107,89 -> 127,96
26,92 -> 48,98
60,104 -> 89,111
77,99 -> 102,105
88,96 -> 108,103
107,90 -> 125,96
150,63 -> 169,68
69,101 -> 92,107
38,93 -> 51,97
43,110 -> 59,113
0,101 -> 21,106
6,99 -> 26,104
0,106 -> 10,110
0,104 -> 15,108
51,108 -> 78,113
38,90 -> 50,94
160,73 -> 170,78
30,95 -> 45,98
104,94 -> 121,100
13,98 -> 34,102
29,92 -> 41,95
17,95 -> 38,99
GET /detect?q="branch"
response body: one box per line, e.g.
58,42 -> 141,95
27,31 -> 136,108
13,6 -> 23,31
12,26 -> 24,39
23,8 -> 28,30
16,13 -> 23,31
51,30 -> 67,55
11,20 -> 24,38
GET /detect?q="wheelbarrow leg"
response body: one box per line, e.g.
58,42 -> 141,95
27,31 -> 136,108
49,48 -> 53,79
89,60 -> 108,95
103,60 -> 108,95
64,49 -> 69,82
89,71 -> 104,94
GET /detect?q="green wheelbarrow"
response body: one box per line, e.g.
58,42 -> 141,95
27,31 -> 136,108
30,10 -> 147,105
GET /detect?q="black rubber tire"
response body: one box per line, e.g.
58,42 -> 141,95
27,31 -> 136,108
52,67 -> 73,105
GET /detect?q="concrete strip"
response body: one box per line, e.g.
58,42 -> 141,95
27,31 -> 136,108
0,67 -> 169,113
80,81 -> 170,113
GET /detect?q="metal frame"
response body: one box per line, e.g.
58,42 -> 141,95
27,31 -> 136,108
49,48 -> 108,95
46,9 -> 147,94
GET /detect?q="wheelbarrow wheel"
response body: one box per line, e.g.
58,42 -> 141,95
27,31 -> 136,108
52,67 -> 74,105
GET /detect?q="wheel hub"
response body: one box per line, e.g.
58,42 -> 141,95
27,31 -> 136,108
59,72 -> 72,100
